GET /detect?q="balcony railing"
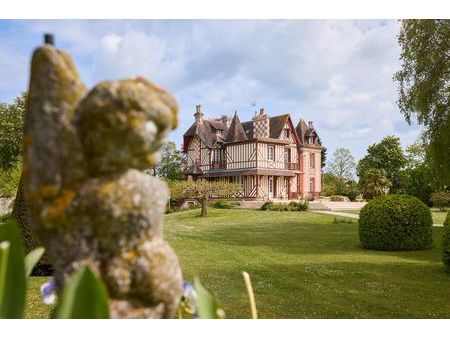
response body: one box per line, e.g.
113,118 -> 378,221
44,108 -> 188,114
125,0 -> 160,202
210,160 -> 226,169
284,162 -> 299,170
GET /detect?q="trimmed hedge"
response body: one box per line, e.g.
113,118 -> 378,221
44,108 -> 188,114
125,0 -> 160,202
359,194 -> 433,251
260,201 -> 308,212
211,200 -> 237,209
443,212 -> 450,271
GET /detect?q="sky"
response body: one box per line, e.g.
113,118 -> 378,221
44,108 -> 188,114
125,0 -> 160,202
0,20 -> 422,163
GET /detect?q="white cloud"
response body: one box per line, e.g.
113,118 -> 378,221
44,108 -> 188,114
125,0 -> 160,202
0,19 -> 422,160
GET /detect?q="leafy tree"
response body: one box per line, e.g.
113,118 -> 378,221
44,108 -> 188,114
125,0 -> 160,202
317,137 -> 327,169
327,148 -> 356,195
151,141 -> 184,182
400,140 -> 435,205
170,180 -> 241,217
0,92 -> 27,171
0,162 -> 22,197
360,168 -> 392,200
322,172 -> 360,201
322,172 -> 340,196
357,136 -> 407,193
394,19 -> 450,185
430,191 -> 450,211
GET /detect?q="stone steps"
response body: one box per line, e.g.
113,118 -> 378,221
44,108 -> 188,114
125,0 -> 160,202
308,201 -> 331,211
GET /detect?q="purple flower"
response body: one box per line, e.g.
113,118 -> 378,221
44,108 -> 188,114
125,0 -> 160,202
181,281 -> 197,317
40,277 -> 57,305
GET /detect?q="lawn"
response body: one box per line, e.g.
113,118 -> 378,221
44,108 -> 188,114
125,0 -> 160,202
25,209 -> 450,318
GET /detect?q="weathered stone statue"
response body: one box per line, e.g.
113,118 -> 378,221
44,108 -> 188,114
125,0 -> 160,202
22,36 -> 182,318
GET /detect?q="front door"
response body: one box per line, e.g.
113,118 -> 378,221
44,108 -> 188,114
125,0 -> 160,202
268,176 -> 274,199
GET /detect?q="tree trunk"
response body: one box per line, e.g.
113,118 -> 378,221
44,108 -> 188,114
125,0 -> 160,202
200,198 -> 208,217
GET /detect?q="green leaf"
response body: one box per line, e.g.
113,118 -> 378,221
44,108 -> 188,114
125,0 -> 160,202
24,247 -> 45,277
54,265 -> 110,319
0,242 -> 11,311
194,276 -> 224,319
0,219 -> 26,318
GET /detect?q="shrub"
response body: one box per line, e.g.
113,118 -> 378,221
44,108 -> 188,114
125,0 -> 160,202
260,201 -> 273,210
330,195 -> 347,202
430,191 -> 450,211
443,212 -> 450,271
289,201 -> 309,211
359,194 -> 433,251
333,217 -> 353,224
211,200 -> 236,209
0,163 -> 21,197
345,189 -> 359,202
260,201 -> 308,212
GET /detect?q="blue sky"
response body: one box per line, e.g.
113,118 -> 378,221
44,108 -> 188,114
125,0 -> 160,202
0,20 -> 422,163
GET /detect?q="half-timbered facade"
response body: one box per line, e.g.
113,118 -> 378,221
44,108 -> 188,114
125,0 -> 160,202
182,105 -> 322,200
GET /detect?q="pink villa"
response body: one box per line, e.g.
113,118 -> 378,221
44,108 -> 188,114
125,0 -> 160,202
182,105 -> 322,200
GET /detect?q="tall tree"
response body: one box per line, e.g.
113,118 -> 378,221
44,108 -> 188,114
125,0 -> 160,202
400,140 -> 436,205
317,137 -> 327,169
0,92 -> 27,170
360,168 -> 392,200
150,141 -> 184,182
394,19 -> 450,185
357,136 -> 407,193
327,148 -> 356,195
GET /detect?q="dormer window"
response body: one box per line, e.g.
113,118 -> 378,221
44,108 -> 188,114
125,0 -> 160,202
284,128 -> 290,139
215,130 -> 222,136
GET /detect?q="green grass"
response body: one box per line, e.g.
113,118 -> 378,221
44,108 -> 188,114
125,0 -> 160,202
337,209 -> 361,214
340,208 -> 447,224
25,209 -> 450,318
25,277 -> 53,318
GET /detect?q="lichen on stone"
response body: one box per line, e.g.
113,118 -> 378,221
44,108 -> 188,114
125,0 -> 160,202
22,42 -> 182,318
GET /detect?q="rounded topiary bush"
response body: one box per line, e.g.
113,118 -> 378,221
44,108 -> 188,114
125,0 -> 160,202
359,194 -> 433,251
443,212 -> 450,271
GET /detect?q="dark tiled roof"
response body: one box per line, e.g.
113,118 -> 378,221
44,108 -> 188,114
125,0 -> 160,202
225,113 -> 247,142
242,121 -> 253,139
184,112 -> 319,149
269,114 -> 289,139
295,119 -> 308,145
296,119 -> 320,147
183,119 -> 228,149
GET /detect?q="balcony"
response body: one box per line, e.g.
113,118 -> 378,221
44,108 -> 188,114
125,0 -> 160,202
284,162 -> 299,170
210,160 -> 226,169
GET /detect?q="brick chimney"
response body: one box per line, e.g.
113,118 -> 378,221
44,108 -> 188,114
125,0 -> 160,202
308,121 -> 314,129
252,107 -> 269,138
194,104 -> 204,124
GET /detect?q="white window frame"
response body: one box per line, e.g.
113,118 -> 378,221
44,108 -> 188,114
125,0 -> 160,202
309,153 -> 315,169
267,145 -> 275,161
309,178 -> 314,192
284,148 -> 290,162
